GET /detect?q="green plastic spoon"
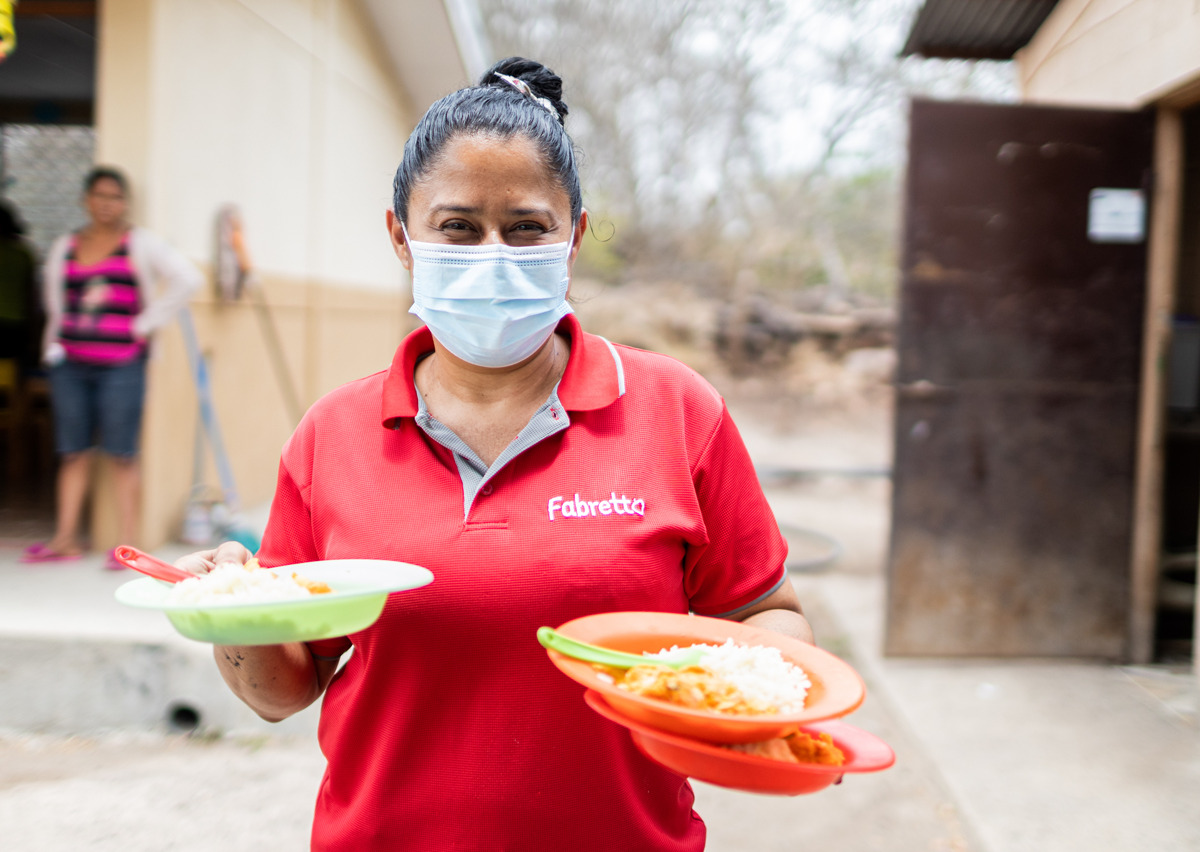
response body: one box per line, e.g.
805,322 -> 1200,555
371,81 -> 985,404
537,626 -> 706,669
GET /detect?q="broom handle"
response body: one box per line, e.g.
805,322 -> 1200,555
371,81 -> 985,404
178,308 -> 240,514
248,278 -> 304,427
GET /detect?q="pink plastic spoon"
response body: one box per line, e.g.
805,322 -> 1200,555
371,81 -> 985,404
112,545 -> 195,584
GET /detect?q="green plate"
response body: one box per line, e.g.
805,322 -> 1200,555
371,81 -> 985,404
114,560 -> 433,645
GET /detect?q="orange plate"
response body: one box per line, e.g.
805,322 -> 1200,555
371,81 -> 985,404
585,690 -> 894,796
546,611 -> 865,743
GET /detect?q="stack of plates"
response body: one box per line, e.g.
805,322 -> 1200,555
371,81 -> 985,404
543,611 -> 894,795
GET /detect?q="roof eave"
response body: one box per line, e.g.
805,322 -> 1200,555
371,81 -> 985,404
900,0 -> 1060,61
360,0 -> 492,112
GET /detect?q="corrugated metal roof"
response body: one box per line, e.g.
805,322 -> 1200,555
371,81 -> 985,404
901,0 -> 1061,60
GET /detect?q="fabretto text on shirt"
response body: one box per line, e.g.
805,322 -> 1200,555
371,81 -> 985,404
547,493 -> 645,521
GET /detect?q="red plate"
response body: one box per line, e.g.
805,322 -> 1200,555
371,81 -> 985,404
585,690 -> 894,795
545,611 -> 865,743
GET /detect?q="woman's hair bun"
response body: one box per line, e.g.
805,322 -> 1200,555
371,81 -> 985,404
393,55 -> 583,225
480,56 -> 569,121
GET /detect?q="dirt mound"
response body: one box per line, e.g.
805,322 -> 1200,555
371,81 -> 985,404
571,278 -> 895,427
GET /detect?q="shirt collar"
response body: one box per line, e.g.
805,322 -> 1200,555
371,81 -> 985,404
381,313 -> 623,429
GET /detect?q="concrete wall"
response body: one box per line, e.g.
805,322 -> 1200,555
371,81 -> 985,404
0,634 -> 321,736
1018,0 -> 1200,107
89,0 -> 421,549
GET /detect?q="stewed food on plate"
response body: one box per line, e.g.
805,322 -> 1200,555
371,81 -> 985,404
594,639 -> 812,716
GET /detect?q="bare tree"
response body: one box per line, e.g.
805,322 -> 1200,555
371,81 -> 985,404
482,1 -> 787,257
480,0 -> 1013,303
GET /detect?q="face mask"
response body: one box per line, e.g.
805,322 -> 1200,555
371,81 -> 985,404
404,225 -> 574,368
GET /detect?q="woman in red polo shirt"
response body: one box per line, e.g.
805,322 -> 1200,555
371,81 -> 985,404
181,57 -> 814,851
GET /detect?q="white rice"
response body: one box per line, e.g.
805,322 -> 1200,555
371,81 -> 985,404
166,563 -> 316,606
646,639 -> 811,713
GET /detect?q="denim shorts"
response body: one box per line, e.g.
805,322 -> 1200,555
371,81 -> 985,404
49,357 -> 147,457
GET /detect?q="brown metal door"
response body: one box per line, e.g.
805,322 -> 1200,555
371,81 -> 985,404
886,99 -> 1154,658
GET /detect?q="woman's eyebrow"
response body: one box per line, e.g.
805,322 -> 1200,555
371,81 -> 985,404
429,204 -> 478,215
428,204 -> 556,217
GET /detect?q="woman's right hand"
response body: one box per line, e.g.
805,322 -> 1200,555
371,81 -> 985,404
43,341 -> 66,366
182,541 -> 333,722
174,541 -> 254,576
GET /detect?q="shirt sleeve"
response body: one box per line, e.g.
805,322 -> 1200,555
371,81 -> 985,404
130,228 -> 202,337
39,235 -> 69,362
257,458 -> 318,568
682,403 -> 788,616
257,429 -> 351,659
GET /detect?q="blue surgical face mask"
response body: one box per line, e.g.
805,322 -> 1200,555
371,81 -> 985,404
403,225 -> 574,368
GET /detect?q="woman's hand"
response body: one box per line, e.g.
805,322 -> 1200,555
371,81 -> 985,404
176,542 -> 340,721
174,541 -> 254,576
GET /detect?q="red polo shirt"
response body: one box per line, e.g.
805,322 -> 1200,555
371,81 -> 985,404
258,314 -> 787,851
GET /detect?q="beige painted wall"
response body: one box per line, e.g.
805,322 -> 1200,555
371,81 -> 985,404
132,275 -> 415,552
90,0 -> 421,549
1018,0 -> 1200,107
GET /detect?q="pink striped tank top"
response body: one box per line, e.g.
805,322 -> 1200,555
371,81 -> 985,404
60,232 -> 146,365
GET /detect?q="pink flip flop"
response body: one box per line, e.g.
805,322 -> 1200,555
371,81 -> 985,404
20,543 -> 84,564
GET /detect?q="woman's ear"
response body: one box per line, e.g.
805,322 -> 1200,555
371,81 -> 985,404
386,209 -> 412,271
567,209 -> 589,269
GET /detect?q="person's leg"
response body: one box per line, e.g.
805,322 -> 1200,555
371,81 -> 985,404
97,357 -> 147,554
46,451 -> 91,554
32,361 -> 96,557
111,455 -> 141,546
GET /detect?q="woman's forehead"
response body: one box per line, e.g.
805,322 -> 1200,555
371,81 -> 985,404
414,134 -> 568,210
88,178 -> 126,198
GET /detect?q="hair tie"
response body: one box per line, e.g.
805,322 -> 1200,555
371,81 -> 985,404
494,72 -> 560,121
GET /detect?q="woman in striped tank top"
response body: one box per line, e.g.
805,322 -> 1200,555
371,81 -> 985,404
23,167 -> 200,567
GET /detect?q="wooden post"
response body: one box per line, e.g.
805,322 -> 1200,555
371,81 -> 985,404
1129,108 -> 1183,664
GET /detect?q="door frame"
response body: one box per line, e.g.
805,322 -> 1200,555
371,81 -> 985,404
1130,108 -> 1183,665
1133,73 -> 1200,673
